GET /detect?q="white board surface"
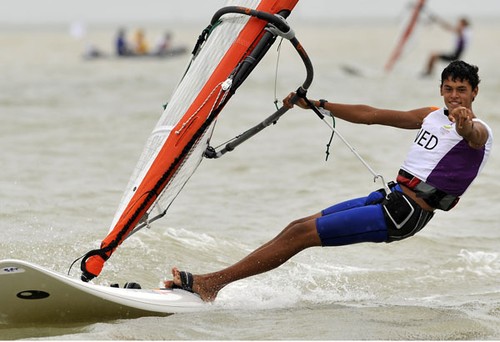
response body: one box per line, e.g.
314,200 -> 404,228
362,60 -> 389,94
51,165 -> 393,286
0,259 -> 204,324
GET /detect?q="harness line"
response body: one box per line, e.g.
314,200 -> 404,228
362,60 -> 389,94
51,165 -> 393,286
299,94 -> 391,194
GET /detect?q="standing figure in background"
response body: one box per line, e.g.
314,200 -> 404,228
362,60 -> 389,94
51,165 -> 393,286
134,29 -> 149,55
423,17 -> 471,76
153,32 -> 172,55
115,28 -> 131,56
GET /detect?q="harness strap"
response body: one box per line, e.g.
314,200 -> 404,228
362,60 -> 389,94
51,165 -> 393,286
382,188 -> 434,242
397,169 -> 460,211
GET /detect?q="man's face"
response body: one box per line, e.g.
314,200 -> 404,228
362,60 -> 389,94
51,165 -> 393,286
440,77 -> 478,111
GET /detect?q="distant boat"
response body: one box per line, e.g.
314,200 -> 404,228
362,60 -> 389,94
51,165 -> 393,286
83,46 -> 188,60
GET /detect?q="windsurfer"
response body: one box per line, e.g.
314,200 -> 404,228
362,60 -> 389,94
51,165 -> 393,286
422,17 -> 471,76
164,60 -> 492,302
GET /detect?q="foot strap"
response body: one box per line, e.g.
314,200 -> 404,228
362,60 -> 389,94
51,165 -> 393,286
172,271 -> 194,293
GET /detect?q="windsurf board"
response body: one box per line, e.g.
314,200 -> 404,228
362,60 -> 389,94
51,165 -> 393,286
0,259 -> 204,324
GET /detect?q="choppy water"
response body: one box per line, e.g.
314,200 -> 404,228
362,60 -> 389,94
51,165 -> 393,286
1,15 -> 499,340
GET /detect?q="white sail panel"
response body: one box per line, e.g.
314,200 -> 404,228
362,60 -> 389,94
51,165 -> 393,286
109,0 -> 262,232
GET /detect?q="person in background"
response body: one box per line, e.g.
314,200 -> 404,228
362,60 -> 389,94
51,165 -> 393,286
84,43 -> 104,59
134,29 -> 149,55
115,28 -> 131,56
423,17 -> 471,76
153,32 -> 172,56
164,60 -> 492,302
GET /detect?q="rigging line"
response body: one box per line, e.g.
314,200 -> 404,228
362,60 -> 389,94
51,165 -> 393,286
68,253 -> 85,275
175,80 -> 229,135
323,115 -> 336,161
319,116 -> 391,193
273,37 -> 284,110
299,95 -> 390,193
210,134 -> 240,151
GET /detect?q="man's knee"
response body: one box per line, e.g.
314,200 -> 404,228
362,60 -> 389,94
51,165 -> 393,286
287,220 -> 321,247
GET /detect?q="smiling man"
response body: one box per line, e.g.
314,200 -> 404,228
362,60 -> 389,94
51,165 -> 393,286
164,60 -> 493,302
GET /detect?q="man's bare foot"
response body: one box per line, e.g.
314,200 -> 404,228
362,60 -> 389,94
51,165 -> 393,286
163,267 -> 220,302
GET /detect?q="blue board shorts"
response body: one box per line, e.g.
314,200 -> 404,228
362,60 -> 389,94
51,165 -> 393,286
316,184 -> 434,246
316,187 -> 388,246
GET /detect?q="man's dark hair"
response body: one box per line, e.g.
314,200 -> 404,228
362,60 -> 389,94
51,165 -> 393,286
441,60 -> 480,89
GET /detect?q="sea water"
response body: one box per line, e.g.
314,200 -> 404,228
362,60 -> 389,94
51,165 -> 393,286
1,18 -> 499,340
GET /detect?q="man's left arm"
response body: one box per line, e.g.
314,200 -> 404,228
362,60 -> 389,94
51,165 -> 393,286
449,107 -> 489,149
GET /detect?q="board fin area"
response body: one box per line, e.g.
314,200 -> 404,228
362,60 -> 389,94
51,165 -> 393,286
0,259 -> 204,324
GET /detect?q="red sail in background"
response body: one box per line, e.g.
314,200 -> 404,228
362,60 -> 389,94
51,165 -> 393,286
385,0 -> 426,72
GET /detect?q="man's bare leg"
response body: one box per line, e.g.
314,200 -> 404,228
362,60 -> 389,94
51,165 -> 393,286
164,213 -> 323,302
424,53 -> 439,75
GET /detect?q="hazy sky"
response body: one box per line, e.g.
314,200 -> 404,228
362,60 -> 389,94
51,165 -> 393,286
2,0 -> 499,25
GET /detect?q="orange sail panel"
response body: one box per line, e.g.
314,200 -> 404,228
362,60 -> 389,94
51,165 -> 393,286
81,0 -> 299,281
384,0 -> 426,72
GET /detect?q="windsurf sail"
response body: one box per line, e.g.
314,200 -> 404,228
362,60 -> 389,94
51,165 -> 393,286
384,0 -> 426,72
79,0 -> 315,282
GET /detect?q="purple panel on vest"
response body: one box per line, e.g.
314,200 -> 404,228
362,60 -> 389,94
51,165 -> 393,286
427,140 -> 485,196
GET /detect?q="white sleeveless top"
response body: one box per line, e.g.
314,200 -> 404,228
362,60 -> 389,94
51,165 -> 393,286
400,108 -> 493,196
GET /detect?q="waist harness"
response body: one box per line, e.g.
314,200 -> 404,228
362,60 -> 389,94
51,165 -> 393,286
396,169 -> 460,211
